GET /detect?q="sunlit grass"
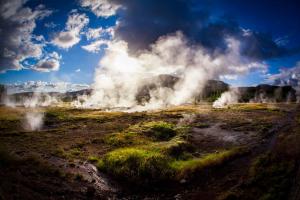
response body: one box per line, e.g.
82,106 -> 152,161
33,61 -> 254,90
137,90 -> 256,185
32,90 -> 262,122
96,144 -> 246,183
171,148 -> 246,179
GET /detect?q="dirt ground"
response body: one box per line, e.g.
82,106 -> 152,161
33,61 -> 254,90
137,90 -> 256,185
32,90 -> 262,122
0,103 -> 299,200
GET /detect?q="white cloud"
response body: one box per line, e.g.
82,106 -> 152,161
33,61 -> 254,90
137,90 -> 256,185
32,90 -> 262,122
33,52 -> 61,72
75,68 -> 81,72
82,27 -> 114,53
274,36 -> 289,47
267,61 -> 300,87
85,27 -> 114,40
6,81 -> 90,94
80,0 -> 121,18
82,40 -> 108,53
44,21 -> 57,28
0,0 -> 52,72
220,74 -> 238,80
52,31 -> 81,49
52,12 -> 89,49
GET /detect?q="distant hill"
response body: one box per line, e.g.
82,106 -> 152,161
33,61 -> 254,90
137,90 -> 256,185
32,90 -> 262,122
238,84 -> 296,103
135,75 -> 296,103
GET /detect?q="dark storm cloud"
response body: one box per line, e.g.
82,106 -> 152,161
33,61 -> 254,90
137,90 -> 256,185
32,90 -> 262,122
109,0 -> 297,60
111,0 -> 209,52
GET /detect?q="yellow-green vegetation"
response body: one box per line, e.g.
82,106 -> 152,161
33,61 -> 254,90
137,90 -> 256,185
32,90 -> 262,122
171,148 -> 246,179
97,148 -> 173,182
97,146 -> 246,183
52,147 -> 83,160
45,107 -> 124,122
88,156 -> 99,163
228,103 -> 280,112
97,120 -> 246,184
103,121 -> 178,148
103,132 -> 147,147
219,152 -> 296,200
248,153 -> 295,200
129,121 -> 177,141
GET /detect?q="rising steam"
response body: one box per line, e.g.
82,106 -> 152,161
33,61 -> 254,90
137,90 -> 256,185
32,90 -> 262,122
24,111 -> 44,131
4,93 -> 59,131
213,88 -> 240,108
74,31 -> 265,110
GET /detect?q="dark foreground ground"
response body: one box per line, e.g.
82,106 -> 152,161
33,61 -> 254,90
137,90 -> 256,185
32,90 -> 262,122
1,103 -> 300,200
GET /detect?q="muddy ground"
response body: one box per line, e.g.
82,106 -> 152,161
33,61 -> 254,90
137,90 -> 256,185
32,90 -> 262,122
0,103 -> 300,200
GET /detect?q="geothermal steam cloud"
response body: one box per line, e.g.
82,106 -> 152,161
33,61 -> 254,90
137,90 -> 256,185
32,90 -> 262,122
4,93 -> 58,131
212,88 -> 240,108
25,111 -> 44,131
75,31 -> 265,110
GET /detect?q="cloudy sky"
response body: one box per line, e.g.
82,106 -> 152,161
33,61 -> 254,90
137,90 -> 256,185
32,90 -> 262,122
0,0 -> 300,93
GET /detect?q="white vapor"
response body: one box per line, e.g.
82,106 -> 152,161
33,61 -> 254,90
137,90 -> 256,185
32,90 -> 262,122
212,88 -> 240,108
24,111 -> 44,131
4,93 -> 60,131
74,31 -> 266,111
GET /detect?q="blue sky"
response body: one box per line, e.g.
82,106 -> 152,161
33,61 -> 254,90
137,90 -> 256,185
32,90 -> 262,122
1,0 -> 300,90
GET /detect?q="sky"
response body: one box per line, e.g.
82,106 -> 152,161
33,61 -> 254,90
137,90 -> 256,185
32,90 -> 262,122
0,0 -> 300,93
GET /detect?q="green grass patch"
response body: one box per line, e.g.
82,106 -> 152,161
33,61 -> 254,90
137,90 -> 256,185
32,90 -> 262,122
171,148 -> 246,179
88,156 -> 100,163
102,121 -> 179,148
103,131 -> 147,147
225,153 -> 296,200
97,145 -> 246,184
97,148 -> 173,182
129,121 -> 177,141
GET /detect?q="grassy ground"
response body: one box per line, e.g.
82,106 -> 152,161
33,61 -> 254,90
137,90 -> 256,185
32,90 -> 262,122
0,103 -> 299,199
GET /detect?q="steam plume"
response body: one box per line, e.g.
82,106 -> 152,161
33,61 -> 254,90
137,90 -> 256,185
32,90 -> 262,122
75,32 -> 265,110
213,88 -> 240,108
4,93 -> 59,131
24,111 -> 44,131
